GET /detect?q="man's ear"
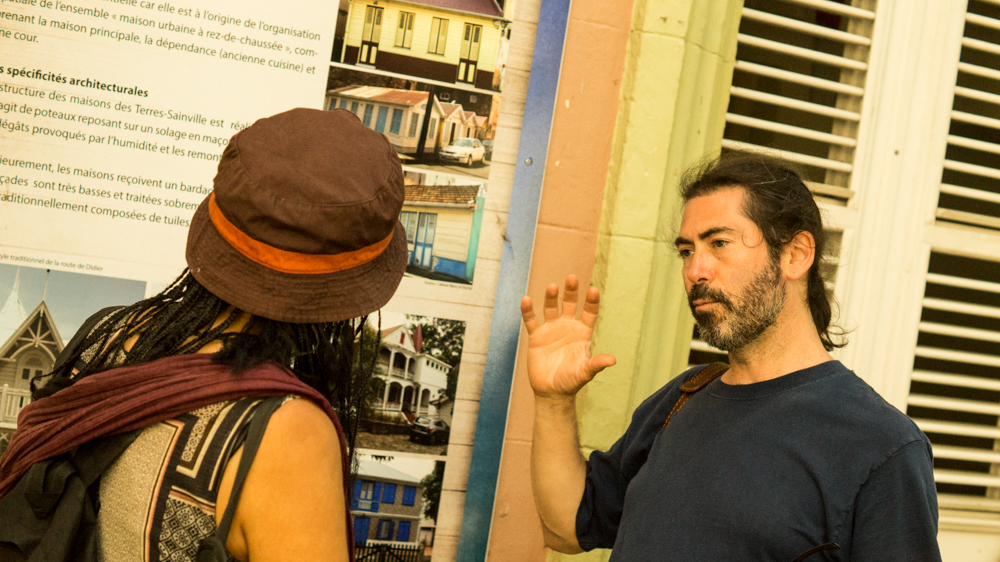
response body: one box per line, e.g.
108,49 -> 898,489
782,231 -> 815,281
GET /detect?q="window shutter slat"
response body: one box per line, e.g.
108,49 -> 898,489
964,36 -> 1000,56
951,110 -> 1000,129
967,12 -> 1000,30
728,87 -> 862,120
934,445 -> 1000,464
726,113 -> 858,146
915,419 -> 1000,440
946,135 -> 1000,156
935,469 -> 1000,488
734,61 -> 865,95
737,34 -> 869,70
913,371 -> 1000,392
915,347 -> 1000,368
910,395 -> 1000,416
773,0 -> 875,20
934,210 -> 1000,231
921,298 -> 1000,319
955,86 -> 1000,105
741,8 -> 872,45
919,322 -> 1000,343
721,139 -> 854,172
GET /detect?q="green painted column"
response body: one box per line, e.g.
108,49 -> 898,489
551,1 -> 743,560
467,192 -> 485,281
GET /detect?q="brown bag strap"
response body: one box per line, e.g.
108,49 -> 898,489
662,362 -> 729,428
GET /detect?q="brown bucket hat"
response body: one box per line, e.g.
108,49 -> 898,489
186,108 -> 407,323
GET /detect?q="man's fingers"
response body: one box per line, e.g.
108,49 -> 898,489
561,274 -> 579,318
580,286 -> 601,328
543,283 -> 559,321
521,296 -> 541,334
585,354 -> 617,378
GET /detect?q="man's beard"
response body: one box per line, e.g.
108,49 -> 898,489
688,259 -> 786,352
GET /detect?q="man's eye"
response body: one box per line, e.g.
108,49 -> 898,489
712,239 -> 728,249
678,248 -> 693,258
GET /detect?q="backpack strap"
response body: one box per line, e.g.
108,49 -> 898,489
662,362 -> 729,428
197,396 -> 286,561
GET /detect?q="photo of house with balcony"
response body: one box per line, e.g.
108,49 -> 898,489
357,313 -> 463,456
338,0 -> 509,91
0,270 -> 61,445
351,459 -> 424,545
375,323 -> 450,419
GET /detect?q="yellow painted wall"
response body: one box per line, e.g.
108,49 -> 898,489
346,1 -> 500,72
401,205 -> 473,262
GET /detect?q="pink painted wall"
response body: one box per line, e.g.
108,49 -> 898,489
485,1 -> 635,559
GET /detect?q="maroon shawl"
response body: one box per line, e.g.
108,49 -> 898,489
0,353 -> 355,557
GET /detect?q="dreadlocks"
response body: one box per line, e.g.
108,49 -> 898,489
31,269 -> 380,457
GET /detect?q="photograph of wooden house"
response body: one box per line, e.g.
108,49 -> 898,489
0,265 -> 145,455
350,454 -> 444,559
325,66 -> 498,180
400,178 -> 485,285
357,312 -> 464,456
335,0 -> 511,92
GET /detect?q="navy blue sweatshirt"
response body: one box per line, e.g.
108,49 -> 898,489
577,361 -> 941,561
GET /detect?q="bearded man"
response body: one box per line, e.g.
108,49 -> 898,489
522,152 -> 941,561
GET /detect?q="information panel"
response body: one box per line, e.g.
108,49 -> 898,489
1,0 -> 521,559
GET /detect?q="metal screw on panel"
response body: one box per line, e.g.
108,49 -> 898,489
524,158 -> 532,165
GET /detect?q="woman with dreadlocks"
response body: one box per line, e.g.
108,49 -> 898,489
0,108 -> 408,562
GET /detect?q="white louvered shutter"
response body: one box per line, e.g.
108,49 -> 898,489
689,0 -> 876,366
905,0 -> 1000,532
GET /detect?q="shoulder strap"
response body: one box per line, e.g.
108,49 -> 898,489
662,362 -> 729,428
214,396 -> 286,542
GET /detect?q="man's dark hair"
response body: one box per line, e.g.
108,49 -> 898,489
31,269 -> 380,454
680,150 -> 847,351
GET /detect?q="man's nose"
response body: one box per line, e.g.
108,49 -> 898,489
685,251 -> 714,284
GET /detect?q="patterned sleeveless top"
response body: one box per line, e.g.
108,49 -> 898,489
95,395 -> 285,562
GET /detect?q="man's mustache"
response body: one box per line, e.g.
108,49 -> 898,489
687,284 -> 734,312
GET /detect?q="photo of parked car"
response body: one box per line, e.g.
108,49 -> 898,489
409,416 -> 451,445
438,138 -> 487,167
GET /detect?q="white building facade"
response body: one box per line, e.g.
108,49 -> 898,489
375,324 -> 450,419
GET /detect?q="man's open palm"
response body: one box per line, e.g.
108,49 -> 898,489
521,275 -> 616,396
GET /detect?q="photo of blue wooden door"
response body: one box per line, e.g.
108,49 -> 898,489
414,212 -> 437,267
400,211 -> 416,262
354,517 -> 370,544
375,106 -> 389,133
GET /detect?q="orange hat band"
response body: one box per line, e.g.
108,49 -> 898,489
208,193 -> 393,275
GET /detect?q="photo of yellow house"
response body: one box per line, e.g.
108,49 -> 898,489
340,0 -> 508,91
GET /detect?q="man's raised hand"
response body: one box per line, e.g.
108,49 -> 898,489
520,275 -> 616,397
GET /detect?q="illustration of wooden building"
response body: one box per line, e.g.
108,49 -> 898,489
340,0 -> 508,91
401,183 -> 485,283
0,270 -> 62,431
